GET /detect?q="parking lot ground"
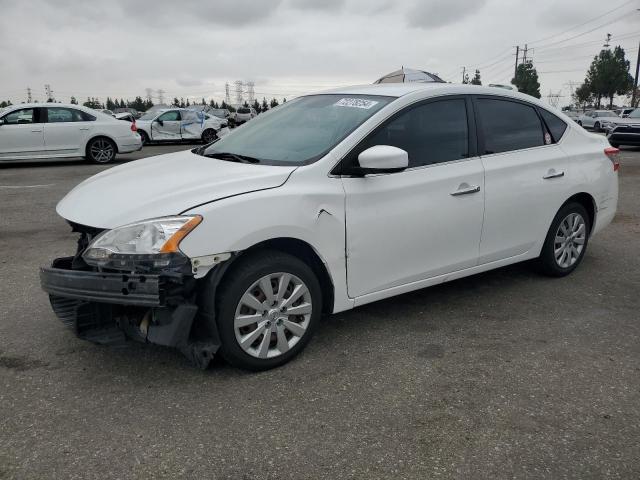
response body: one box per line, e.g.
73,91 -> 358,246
1,145 -> 639,479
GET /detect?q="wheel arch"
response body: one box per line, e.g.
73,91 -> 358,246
561,192 -> 596,235
216,237 -> 335,314
85,134 -> 119,155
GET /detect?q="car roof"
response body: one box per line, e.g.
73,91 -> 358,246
316,83 -> 563,112
5,103 -> 90,109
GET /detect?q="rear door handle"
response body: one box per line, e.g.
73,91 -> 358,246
31,129 -> 42,133
450,184 -> 481,196
79,127 -> 90,131
543,169 -> 564,179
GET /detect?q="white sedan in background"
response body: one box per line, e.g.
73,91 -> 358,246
577,110 -> 618,131
0,103 -> 142,164
135,108 -> 228,145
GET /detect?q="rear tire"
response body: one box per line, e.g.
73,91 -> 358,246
201,128 -> 217,144
577,120 -> 582,126
594,121 -> 601,132
86,137 -> 116,164
534,202 -> 590,277
213,250 -> 322,371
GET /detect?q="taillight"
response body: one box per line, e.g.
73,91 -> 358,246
604,147 -> 620,171
130,121 -> 137,132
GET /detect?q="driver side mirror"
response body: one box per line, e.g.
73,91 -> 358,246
155,119 -> 164,126
355,145 -> 409,174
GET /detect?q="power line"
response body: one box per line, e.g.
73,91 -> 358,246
528,0 -> 636,46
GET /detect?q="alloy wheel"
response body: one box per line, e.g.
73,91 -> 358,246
234,272 -> 312,359
554,212 -> 586,268
90,139 -> 114,163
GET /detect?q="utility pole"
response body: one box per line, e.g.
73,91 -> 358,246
461,66 -> 466,83
632,40 -> 640,108
522,44 -> 529,63
26,87 -> 32,103
514,45 -> 520,79
603,33 -> 612,48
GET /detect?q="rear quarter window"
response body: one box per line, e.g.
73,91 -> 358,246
539,109 -> 567,142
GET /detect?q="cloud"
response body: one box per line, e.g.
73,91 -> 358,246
288,0 -> 345,10
406,0 -> 488,29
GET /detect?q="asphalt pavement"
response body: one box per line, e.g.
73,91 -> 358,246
1,144 -> 639,479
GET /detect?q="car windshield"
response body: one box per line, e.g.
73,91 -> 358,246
138,111 -> 158,121
201,94 -> 393,165
629,108 -> 640,118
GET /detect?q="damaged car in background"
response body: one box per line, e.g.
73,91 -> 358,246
135,107 -> 229,145
40,84 -> 618,371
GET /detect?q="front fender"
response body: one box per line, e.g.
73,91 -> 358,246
179,175 -> 353,312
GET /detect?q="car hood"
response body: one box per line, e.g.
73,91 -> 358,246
610,117 -> 640,126
57,150 -> 297,229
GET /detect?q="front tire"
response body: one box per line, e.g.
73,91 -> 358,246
534,202 -> 590,277
86,137 -> 116,164
138,130 -> 149,145
594,121 -> 601,132
214,250 -> 322,371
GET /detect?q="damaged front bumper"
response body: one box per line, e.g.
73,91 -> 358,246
39,256 -> 219,368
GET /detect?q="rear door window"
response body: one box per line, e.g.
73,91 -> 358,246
46,107 -> 90,123
477,98 -> 544,154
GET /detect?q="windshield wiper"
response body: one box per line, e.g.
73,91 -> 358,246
204,152 -> 261,163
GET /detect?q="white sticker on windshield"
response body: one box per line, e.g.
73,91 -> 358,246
334,98 -> 379,109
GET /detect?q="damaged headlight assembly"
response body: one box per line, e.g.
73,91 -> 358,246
83,215 -> 202,271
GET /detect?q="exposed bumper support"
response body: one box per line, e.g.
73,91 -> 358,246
39,257 -> 219,368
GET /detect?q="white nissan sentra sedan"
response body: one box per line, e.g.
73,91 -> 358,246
0,103 -> 142,164
40,83 -> 619,370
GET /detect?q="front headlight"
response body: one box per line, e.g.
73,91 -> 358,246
83,215 -> 202,270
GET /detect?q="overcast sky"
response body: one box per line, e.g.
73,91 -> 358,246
0,0 -> 638,107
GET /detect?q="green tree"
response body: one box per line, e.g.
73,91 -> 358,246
573,82 -> 593,110
511,61 -> 541,98
172,97 -> 180,107
462,72 -> 470,84
0,100 -> 12,108
261,97 -> 269,112
83,97 -> 103,109
252,99 -> 261,114
70,96 -> 78,105
470,69 -> 482,85
270,98 -> 279,108
585,46 -> 633,108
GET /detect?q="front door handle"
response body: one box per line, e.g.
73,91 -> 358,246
31,129 -> 42,133
543,169 -> 564,179
450,184 -> 481,196
79,127 -> 90,131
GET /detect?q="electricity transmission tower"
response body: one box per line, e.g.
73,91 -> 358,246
246,81 -> 255,105
234,80 -> 244,107
547,90 -> 562,108
225,82 -> 231,106
45,84 -> 54,102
